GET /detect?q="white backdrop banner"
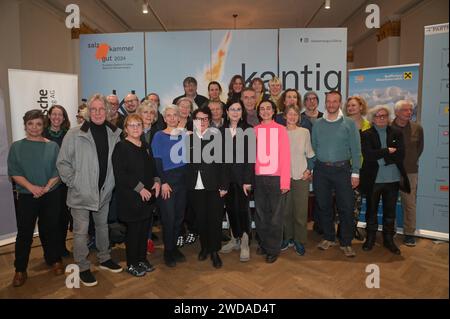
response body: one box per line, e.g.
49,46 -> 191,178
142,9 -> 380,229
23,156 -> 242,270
8,69 -> 78,141
279,28 -> 347,112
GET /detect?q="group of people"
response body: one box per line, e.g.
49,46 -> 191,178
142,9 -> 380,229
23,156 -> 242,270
7,74 -> 423,288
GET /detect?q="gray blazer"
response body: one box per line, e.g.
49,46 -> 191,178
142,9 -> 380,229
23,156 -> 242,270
56,121 -> 122,211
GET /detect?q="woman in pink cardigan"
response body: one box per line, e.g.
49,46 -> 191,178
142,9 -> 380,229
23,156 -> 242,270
253,100 -> 291,263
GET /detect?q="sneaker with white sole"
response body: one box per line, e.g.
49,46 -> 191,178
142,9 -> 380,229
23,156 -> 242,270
220,237 -> 240,253
293,241 -> 305,256
138,260 -> 155,272
80,269 -> 98,287
340,246 -> 356,257
317,240 -> 337,250
126,264 -> 146,277
403,235 -> 416,247
99,259 -> 123,273
240,233 -> 250,262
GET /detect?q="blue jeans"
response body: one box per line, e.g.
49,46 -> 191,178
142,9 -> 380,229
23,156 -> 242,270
313,161 -> 355,246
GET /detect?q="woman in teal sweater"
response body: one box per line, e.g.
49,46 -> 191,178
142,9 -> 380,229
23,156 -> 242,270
7,109 -> 63,287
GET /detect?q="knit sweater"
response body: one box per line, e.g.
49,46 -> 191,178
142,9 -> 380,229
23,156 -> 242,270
312,112 -> 361,174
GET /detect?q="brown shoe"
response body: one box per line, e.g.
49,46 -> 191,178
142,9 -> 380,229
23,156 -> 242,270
12,272 -> 27,287
52,262 -> 64,276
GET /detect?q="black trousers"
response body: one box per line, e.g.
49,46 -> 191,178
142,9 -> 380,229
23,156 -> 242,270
58,184 -> 71,253
124,218 -> 151,266
159,167 -> 187,252
254,175 -> 284,256
365,182 -> 399,235
14,190 -> 61,272
190,190 -> 224,254
225,182 -> 251,238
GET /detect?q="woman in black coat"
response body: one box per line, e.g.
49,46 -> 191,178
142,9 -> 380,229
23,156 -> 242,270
112,114 -> 160,277
186,106 -> 229,268
219,101 -> 255,262
360,105 -> 410,255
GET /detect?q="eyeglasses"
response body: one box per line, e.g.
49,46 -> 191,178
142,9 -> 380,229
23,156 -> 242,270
127,123 -> 142,128
374,114 -> 388,119
195,117 -> 209,122
90,108 -> 106,114
228,108 -> 242,112
125,99 -> 138,104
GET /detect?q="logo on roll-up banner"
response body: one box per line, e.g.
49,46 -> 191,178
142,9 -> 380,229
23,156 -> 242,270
37,89 -> 57,115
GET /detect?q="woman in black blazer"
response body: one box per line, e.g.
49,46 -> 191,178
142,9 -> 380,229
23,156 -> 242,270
112,114 -> 161,277
219,101 -> 255,262
360,105 -> 410,255
186,106 -> 229,268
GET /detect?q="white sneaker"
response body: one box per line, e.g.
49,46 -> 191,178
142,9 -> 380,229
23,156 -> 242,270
220,237 -> 240,253
240,233 -> 250,262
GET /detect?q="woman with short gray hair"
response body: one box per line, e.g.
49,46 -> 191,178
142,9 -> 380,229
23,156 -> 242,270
360,105 -> 410,255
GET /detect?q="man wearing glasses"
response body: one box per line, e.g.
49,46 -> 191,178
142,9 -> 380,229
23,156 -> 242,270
107,94 -> 124,129
57,94 -> 123,287
121,93 -> 140,116
302,91 -> 323,125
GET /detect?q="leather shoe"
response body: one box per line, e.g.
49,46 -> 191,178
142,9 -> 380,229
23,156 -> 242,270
384,241 -> 401,255
210,252 -> 223,269
12,271 -> 27,287
198,250 -> 208,261
52,262 -> 64,276
265,254 -> 278,263
362,232 -> 376,251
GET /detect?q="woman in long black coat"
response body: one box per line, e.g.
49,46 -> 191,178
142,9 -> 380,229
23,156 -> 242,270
360,105 -> 410,255
112,113 -> 160,277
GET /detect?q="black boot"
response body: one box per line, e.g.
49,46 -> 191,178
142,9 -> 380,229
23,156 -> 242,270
383,233 -> 401,255
210,251 -> 222,268
362,231 -> 376,251
164,250 -> 177,267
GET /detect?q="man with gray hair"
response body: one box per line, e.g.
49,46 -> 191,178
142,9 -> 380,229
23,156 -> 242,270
57,93 -> 123,287
107,94 -> 124,129
391,100 -> 424,247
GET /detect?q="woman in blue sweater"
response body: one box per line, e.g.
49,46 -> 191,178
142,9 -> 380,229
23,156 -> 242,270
151,105 -> 189,268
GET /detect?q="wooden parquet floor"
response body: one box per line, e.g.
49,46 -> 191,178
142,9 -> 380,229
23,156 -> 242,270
0,226 -> 448,299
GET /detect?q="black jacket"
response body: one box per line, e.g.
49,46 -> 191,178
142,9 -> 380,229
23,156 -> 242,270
112,139 -> 157,222
360,126 -> 410,194
185,129 -> 229,191
220,122 -> 255,186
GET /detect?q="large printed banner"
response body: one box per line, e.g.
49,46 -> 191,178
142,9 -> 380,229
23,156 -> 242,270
82,29 -> 347,110
142,29 -> 347,111
348,64 -> 420,120
417,23 -> 449,238
146,31 -> 211,108
80,32 -> 146,101
8,69 -> 78,141
280,28 -> 347,111
0,88 -> 16,245
211,29 -> 278,93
